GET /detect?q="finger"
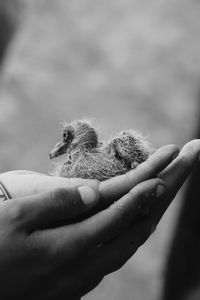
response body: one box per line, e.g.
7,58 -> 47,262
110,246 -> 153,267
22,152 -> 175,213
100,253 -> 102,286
45,145 -> 178,221
159,139 -> 200,192
79,141 -> 200,277
29,178 -> 165,259
94,140 -> 200,272
0,145 -> 178,202
33,179 -> 164,257
4,186 -> 99,230
78,217 -> 154,278
76,178 -> 166,249
153,139 -> 200,223
98,144 -> 178,205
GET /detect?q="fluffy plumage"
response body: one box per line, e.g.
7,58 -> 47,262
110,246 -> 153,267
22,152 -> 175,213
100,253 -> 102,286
49,121 -> 153,181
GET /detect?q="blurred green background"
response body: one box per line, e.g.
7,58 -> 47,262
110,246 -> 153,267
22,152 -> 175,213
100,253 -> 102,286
0,0 -> 200,299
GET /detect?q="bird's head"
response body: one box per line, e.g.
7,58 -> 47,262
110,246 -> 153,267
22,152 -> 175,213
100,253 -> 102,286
49,124 -> 74,159
49,120 -> 98,159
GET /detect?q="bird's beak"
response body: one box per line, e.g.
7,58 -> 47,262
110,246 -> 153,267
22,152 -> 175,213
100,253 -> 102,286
49,142 -> 68,159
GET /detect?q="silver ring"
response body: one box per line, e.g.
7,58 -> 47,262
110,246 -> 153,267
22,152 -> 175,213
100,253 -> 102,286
0,181 -> 11,201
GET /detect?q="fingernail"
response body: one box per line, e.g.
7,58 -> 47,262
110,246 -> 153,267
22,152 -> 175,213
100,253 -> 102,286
156,184 -> 166,198
172,150 -> 180,160
78,186 -> 99,207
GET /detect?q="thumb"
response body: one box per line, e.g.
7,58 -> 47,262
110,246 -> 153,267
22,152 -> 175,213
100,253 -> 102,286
6,186 -> 99,230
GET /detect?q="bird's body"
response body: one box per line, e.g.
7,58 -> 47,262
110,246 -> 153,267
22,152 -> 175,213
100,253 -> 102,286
54,147 -> 128,181
50,121 -> 153,181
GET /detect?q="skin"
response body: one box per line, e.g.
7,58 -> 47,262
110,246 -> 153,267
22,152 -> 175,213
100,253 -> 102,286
0,140 -> 199,299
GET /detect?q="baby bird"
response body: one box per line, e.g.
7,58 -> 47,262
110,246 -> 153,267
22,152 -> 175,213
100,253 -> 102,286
49,120 -> 153,181
49,120 -> 98,159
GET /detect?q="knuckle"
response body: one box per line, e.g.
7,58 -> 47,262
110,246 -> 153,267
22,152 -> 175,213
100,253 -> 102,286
91,179 -> 100,190
126,171 -> 133,187
144,158 -> 154,171
125,171 -> 136,189
50,188 -> 68,210
6,202 -> 25,224
178,155 -> 193,170
116,202 -> 129,229
128,188 -> 137,198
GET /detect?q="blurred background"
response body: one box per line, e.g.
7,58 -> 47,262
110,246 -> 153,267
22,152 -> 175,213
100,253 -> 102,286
0,0 -> 200,299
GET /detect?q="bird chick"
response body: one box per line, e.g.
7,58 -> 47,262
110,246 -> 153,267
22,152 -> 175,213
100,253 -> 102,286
49,120 -> 153,181
49,120 -> 98,159
105,130 -> 152,169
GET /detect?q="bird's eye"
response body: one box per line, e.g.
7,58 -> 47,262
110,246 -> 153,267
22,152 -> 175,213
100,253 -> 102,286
63,131 -> 67,139
63,129 -> 74,143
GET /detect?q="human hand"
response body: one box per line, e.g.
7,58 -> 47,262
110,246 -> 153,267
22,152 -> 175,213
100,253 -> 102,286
0,140 -> 199,299
0,143 -> 178,221
85,140 -> 200,279
0,141 -> 178,201
0,144 -> 179,299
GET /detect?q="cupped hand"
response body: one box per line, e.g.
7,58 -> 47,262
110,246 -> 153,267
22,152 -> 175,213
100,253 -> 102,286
0,143 -> 178,200
0,140 -> 199,299
0,144 -> 178,223
86,140 -> 200,278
